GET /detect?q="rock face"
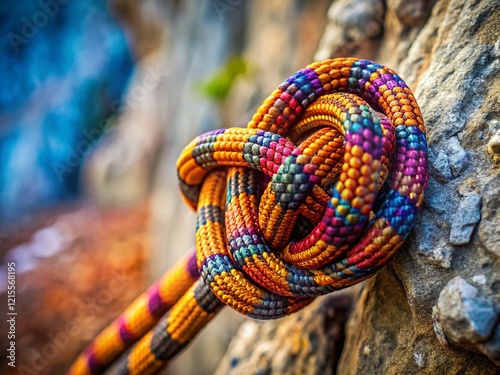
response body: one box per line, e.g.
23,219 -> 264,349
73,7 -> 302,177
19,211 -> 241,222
216,292 -> 353,375
218,0 -> 500,374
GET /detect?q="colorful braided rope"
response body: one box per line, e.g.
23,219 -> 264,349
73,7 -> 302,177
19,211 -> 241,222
68,57 -> 428,375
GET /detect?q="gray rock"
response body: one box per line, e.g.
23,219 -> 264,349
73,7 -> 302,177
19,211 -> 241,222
479,323 -> 500,365
478,176 -> 500,257
413,351 -> 425,367
315,0 -> 384,61
447,137 -> 470,177
449,194 -> 482,245
437,277 -> 498,344
472,274 -> 487,286
424,177 -> 456,215
424,246 -> 453,269
431,150 -> 453,182
432,305 -> 450,347
488,130 -> 500,156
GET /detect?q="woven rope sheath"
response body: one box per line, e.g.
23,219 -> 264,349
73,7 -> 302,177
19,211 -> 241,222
68,57 -> 428,375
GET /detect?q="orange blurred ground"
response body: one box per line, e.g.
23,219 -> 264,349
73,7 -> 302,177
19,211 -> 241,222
0,201 -> 150,375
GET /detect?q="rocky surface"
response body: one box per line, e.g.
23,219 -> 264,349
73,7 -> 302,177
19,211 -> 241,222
216,291 -> 354,375
217,0 -> 500,374
315,0 -> 384,62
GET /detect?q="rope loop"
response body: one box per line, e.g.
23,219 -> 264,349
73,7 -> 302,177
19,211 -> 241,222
177,58 -> 428,319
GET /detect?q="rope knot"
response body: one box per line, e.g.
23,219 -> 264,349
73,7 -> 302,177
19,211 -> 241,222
176,58 -> 427,319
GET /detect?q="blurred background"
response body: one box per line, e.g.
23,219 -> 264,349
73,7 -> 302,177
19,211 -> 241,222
0,0 -> 375,373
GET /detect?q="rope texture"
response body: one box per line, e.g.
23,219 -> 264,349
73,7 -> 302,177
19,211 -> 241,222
68,57 -> 428,375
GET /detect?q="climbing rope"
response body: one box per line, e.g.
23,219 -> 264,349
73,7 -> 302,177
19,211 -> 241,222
68,57 -> 428,375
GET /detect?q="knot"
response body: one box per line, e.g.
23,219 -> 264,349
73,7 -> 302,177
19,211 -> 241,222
176,58 -> 428,319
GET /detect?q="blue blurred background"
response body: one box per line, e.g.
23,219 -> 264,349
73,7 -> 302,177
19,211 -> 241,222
0,1 -> 134,225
